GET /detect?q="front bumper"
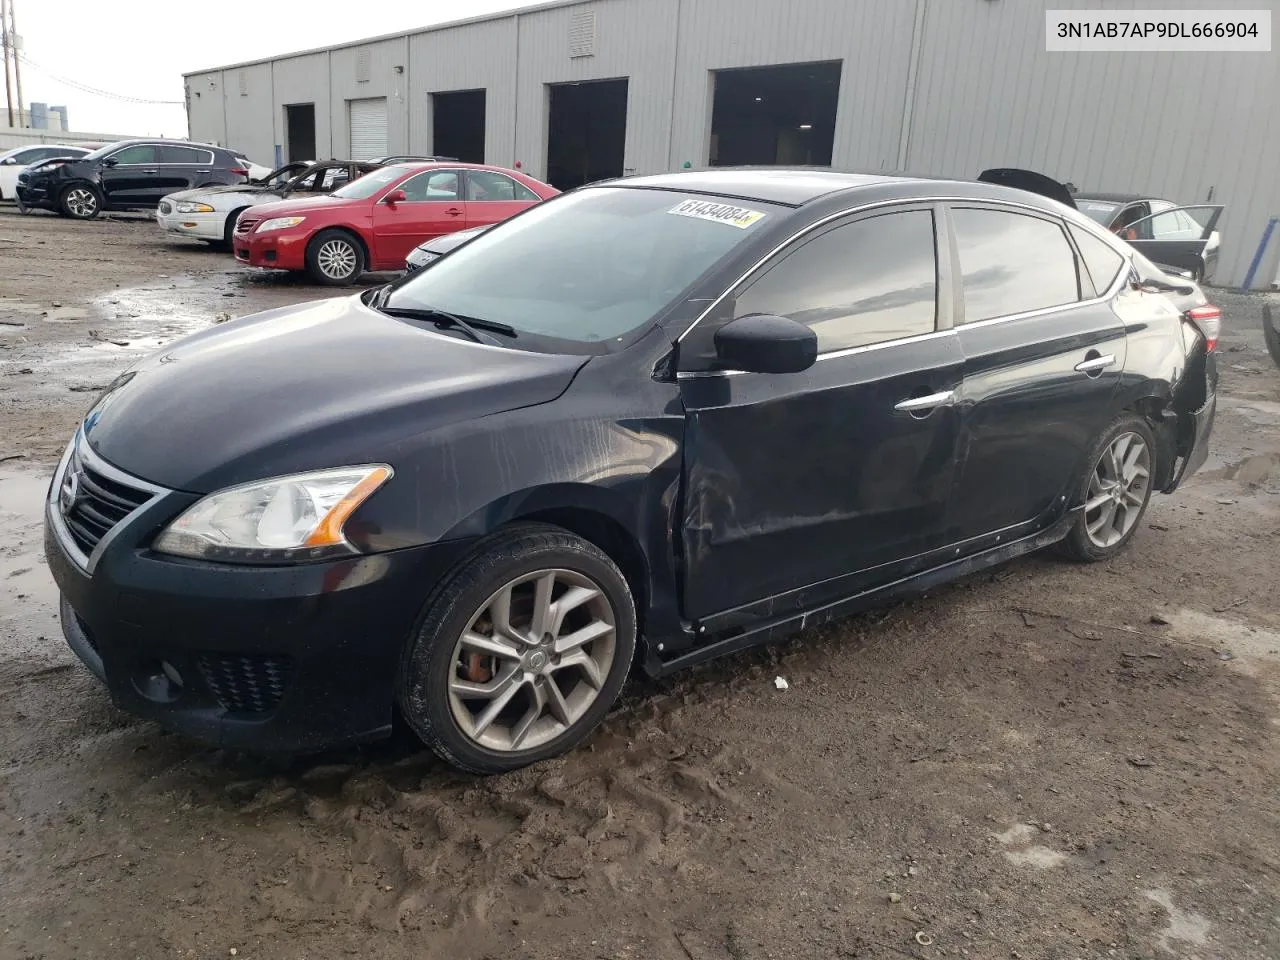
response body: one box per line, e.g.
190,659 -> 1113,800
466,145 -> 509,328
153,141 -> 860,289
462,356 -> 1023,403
44,437 -> 473,753
232,230 -> 308,270
156,209 -> 225,241
16,182 -> 54,211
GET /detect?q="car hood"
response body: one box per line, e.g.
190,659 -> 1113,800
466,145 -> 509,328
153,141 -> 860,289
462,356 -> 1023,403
82,296 -> 589,493
248,194 -> 359,219
165,184 -> 274,202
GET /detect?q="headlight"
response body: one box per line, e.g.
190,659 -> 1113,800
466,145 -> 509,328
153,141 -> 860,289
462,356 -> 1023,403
153,465 -> 392,564
175,201 -> 215,214
406,250 -> 438,268
257,216 -> 306,232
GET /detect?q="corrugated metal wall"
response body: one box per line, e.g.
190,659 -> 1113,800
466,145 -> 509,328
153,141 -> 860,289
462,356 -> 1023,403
185,0 -> 1280,286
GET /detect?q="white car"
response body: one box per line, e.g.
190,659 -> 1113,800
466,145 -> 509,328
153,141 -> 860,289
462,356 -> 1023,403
155,160 -> 379,248
0,143 -> 91,200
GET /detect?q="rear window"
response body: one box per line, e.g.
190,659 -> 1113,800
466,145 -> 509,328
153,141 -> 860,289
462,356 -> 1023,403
1076,199 -> 1120,226
1068,223 -> 1127,294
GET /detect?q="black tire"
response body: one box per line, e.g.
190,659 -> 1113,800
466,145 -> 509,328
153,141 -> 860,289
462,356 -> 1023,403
216,207 -> 248,251
59,184 -> 102,220
1059,414 -> 1158,563
1263,303 -> 1280,371
399,523 -> 637,775
304,228 -> 365,285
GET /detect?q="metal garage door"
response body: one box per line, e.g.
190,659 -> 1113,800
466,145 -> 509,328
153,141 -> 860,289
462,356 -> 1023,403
349,98 -> 388,160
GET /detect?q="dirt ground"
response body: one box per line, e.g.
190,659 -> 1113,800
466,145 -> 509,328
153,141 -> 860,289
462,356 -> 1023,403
2,207 -> 1278,960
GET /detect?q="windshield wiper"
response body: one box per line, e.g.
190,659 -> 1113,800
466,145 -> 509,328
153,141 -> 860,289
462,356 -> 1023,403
376,304 -> 516,346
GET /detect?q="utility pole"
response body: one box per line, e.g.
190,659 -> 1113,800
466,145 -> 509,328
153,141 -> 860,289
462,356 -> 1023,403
2,0 -> 14,128
9,0 -> 21,127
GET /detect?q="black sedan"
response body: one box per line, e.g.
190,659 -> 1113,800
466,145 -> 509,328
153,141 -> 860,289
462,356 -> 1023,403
17,139 -> 255,219
404,224 -> 489,271
45,169 -> 1217,773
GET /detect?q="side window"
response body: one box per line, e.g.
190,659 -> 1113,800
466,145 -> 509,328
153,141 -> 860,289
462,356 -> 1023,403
399,169 -> 461,202
466,170 -> 538,202
1068,223 -> 1126,294
161,146 -> 213,164
733,210 -> 937,353
952,208 -> 1080,323
108,145 -> 158,165
15,147 -> 46,163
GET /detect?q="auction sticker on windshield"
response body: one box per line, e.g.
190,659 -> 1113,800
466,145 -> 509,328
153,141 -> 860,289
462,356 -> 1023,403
668,198 -> 766,229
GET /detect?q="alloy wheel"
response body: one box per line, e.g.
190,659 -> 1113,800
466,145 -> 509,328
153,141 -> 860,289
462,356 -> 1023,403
447,568 -> 617,752
65,188 -> 98,218
1084,432 -> 1150,548
316,239 -> 358,279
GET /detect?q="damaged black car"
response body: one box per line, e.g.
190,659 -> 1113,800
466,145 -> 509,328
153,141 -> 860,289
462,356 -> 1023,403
45,169 -> 1217,773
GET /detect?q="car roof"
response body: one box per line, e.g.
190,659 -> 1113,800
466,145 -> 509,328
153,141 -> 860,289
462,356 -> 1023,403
106,138 -> 229,150
1073,192 -> 1154,204
614,169 -> 914,206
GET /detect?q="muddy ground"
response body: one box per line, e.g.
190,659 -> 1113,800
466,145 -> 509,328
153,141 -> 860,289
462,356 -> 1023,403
1,207 -> 1278,960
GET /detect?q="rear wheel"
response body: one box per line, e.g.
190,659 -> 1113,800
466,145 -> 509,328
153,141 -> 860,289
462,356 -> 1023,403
1060,414 -> 1156,562
305,229 -> 364,285
60,184 -> 101,220
399,524 -> 636,774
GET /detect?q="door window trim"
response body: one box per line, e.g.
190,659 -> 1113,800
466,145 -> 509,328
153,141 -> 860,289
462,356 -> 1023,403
676,196 -> 1132,379
943,201 -> 1085,326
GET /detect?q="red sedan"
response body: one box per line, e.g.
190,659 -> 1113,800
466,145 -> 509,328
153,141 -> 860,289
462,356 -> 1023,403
232,162 -> 558,285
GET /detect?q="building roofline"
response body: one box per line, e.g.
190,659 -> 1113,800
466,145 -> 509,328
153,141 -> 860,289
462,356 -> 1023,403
183,0 -> 589,77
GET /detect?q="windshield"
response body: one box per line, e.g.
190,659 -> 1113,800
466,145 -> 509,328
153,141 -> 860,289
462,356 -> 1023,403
384,187 -> 779,347
1076,199 -> 1121,226
331,167 -> 401,199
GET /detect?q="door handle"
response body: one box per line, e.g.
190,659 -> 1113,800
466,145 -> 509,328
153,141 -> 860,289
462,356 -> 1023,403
141,168 -> 159,174
1074,354 -> 1116,375
894,390 -> 955,415
195,169 -> 211,174
445,207 -> 463,217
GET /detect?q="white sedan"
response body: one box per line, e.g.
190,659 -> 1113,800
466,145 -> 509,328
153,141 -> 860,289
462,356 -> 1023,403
155,161 -> 378,248
0,143 -> 90,200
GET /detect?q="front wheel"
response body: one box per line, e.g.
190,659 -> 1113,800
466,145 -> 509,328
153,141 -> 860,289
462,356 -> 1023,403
1060,415 -> 1157,562
60,185 -> 101,220
305,229 -> 365,285
399,524 -> 637,774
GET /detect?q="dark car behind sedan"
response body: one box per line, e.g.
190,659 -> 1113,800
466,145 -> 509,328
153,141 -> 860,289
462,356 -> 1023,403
45,169 -> 1216,774
17,139 -> 255,220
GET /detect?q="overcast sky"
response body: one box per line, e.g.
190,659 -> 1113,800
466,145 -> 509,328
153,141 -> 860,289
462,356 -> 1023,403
11,0 -> 529,138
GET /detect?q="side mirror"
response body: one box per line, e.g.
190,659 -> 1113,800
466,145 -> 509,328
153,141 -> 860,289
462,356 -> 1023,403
101,157 -> 118,167
383,189 -> 407,205
714,314 -> 817,375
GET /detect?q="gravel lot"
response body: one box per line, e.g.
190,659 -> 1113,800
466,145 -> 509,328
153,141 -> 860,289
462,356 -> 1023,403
2,207 -> 1279,960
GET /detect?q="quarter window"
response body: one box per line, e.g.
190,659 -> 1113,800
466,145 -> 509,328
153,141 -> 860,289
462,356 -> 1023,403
952,208 -> 1080,323
108,145 -> 159,165
399,169 -> 462,201
1068,224 -> 1126,294
733,210 -> 938,353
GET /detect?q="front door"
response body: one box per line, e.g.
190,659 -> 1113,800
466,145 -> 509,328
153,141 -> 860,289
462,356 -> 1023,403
100,144 -> 160,207
945,204 -> 1128,546
371,168 -> 467,268
677,206 -> 964,621
1122,205 -> 1224,280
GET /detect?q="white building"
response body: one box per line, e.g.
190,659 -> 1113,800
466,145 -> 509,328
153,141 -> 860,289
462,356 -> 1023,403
185,0 -> 1280,287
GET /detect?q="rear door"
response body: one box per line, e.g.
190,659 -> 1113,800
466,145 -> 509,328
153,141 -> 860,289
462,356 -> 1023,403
158,145 -> 215,196
370,168 -> 467,268
678,205 -> 965,621
99,144 -> 160,207
463,169 -> 544,229
1122,205 -> 1224,278
945,204 -> 1128,547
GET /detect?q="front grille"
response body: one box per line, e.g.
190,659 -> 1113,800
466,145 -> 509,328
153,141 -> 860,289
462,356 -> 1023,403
198,654 -> 294,714
158,200 -> 173,215
58,447 -> 152,556
235,217 -> 258,234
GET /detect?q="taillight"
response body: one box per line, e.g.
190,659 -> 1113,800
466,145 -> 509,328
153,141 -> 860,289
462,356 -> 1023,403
230,167 -> 249,177
1185,305 -> 1221,352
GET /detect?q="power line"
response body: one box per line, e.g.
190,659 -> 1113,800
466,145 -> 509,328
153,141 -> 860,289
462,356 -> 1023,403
17,53 -> 184,105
